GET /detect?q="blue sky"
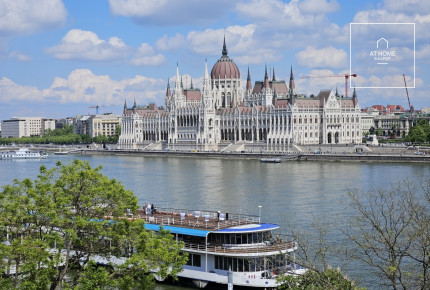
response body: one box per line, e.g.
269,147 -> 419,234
0,0 -> 428,119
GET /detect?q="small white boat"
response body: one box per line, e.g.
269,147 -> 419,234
54,151 -> 69,155
0,148 -> 48,159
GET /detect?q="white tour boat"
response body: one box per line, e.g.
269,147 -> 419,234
0,148 -> 48,159
138,207 -> 306,288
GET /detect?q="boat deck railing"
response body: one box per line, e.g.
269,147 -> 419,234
135,207 -> 260,231
181,241 -> 297,255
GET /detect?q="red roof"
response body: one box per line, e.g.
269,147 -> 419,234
386,104 -> 405,112
184,89 -> 201,101
372,105 -> 385,111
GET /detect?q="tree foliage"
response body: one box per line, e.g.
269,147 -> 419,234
277,267 -> 363,290
0,160 -> 186,289
405,120 -> 430,143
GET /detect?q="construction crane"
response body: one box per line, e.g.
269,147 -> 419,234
402,74 -> 414,120
301,73 -> 357,98
89,105 -> 105,114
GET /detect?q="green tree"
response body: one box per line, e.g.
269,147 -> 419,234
277,267 -> 362,290
406,126 -> 426,143
0,160 -> 186,289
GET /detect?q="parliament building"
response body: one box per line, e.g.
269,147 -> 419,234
118,39 -> 362,152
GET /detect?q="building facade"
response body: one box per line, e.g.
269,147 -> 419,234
1,117 -> 55,138
74,114 -> 121,138
119,40 -> 362,152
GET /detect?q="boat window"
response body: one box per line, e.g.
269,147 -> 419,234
186,253 -> 201,267
235,234 -> 241,244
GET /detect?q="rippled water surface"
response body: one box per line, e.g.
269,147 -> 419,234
1,154 -> 429,289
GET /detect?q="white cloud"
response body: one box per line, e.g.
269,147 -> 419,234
47,29 -> 130,61
296,46 -> 347,69
383,0 -> 430,15
8,50 -> 31,61
108,0 -> 233,26
0,69 -> 166,108
108,0 -> 166,17
298,0 -> 339,14
0,0 -> 66,36
130,43 -> 166,66
155,33 -> 185,51
0,77 -> 42,102
185,25 -> 278,64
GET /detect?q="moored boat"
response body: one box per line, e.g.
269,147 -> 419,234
137,207 -> 306,288
0,148 -> 48,159
260,158 -> 282,163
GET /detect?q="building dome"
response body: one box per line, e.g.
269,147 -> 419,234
210,38 -> 240,79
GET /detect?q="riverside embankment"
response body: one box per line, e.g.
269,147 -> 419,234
73,148 -> 430,162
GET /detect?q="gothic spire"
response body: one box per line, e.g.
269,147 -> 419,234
264,64 -> 270,89
175,63 -> 180,90
272,67 -> 276,81
124,99 -> 127,109
166,78 -> 171,97
190,78 -> 193,89
222,34 -> 228,57
264,64 -> 268,80
289,65 -> 295,89
246,66 -> 252,91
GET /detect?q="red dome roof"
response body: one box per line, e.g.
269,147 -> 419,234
210,38 -> 240,79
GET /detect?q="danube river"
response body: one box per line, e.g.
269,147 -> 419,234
1,154 -> 429,289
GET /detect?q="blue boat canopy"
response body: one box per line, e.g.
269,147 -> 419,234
214,223 -> 279,233
144,223 -> 211,237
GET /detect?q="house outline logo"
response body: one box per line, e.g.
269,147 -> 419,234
370,37 -> 395,65
376,37 -> 388,49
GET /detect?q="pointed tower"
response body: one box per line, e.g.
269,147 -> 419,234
222,34 -> 228,57
123,99 -> 127,114
166,78 -> 171,97
262,64 -> 272,106
201,59 -> 216,146
352,87 -> 358,107
272,67 -> 276,81
263,64 -> 270,88
174,63 -> 180,91
246,66 -> 252,92
335,87 -> 339,98
202,59 -> 214,108
288,66 -> 295,98
132,98 -> 137,113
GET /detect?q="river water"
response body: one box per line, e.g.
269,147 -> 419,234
1,154 -> 429,289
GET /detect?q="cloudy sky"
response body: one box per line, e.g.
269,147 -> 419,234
0,0 -> 428,119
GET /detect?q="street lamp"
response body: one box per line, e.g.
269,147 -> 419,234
258,205 -> 262,223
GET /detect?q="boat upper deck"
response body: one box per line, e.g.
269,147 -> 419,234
135,207 -> 274,232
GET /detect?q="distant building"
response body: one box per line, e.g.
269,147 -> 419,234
74,114 -> 121,138
55,117 -> 74,129
119,39 -> 362,151
1,117 -> 55,138
365,104 -> 407,116
361,112 -> 375,135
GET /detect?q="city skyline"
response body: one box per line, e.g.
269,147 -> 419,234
0,0 -> 429,120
